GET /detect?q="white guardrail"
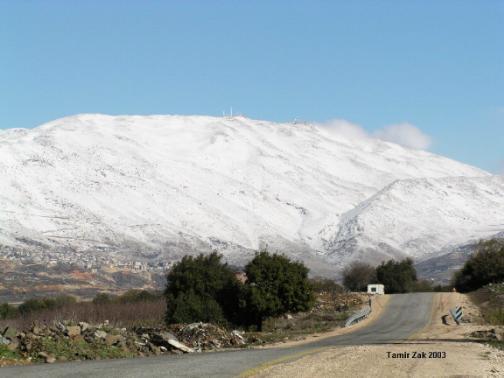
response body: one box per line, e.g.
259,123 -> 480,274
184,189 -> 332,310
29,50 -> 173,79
345,303 -> 372,327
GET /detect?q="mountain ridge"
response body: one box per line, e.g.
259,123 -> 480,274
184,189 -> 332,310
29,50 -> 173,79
0,114 -> 500,285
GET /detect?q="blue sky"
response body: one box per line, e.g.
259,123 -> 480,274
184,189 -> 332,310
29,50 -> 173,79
1,1 -> 503,172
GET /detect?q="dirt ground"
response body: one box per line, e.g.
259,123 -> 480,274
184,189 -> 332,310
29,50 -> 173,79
252,293 -> 504,378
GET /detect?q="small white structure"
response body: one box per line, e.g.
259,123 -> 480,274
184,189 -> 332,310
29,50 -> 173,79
367,284 -> 384,295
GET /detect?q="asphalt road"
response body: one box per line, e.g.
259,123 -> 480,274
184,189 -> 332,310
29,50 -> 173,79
1,293 -> 434,378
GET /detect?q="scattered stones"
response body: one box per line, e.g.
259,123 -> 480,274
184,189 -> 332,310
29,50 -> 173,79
66,326 -> 81,338
0,335 -> 10,345
31,326 -> 44,336
4,320 -> 251,364
94,330 -> 108,339
104,334 -> 124,347
313,293 -> 362,313
170,322 -> 248,350
470,329 -> 498,340
38,352 -> 56,364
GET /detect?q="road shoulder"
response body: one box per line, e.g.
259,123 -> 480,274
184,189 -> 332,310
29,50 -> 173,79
258,294 -> 390,350
247,293 -> 504,378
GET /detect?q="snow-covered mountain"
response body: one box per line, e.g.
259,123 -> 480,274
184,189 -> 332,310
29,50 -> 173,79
0,114 -> 501,279
326,176 -> 504,267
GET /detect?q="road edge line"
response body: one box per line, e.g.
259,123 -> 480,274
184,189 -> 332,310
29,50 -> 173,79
239,347 -> 328,378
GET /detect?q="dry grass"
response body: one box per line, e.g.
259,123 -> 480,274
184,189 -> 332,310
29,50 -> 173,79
0,298 -> 166,331
469,283 -> 504,326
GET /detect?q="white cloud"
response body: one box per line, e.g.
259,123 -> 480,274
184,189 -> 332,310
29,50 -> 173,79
317,119 -> 432,150
373,123 -> 432,150
318,119 -> 369,140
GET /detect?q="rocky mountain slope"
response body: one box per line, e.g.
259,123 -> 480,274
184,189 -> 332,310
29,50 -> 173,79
0,114 -> 501,285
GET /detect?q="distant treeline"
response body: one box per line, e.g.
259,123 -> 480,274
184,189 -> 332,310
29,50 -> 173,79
342,239 -> 504,294
342,258 -> 448,294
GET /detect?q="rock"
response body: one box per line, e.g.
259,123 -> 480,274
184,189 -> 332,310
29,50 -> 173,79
66,326 -> 81,338
149,344 -> 161,355
94,330 -> 108,339
105,334 -> 124,347
150,331 -> 179,347
7,341 -> 19,351
0,335 -> 10,345
168,339 -> 194,353
159,346 -> 168,352
55,322 -> 66,333
470,329 -> 498,340
38,352 -> 56,364
22,339 -> 33,352
79,322 -> 90,332
496,332 -> 503,341
231,330 -> 245,344
32,326 -> 46,336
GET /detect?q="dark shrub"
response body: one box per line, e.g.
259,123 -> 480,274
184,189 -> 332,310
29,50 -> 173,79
165,252 -> 241,325
342,262 -> 377,292
453,239 -> 504,292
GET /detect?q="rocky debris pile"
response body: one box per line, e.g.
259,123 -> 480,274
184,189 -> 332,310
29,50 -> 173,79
0,321 -> 249,364
470,329 -> 503,341
0,322 -> 195,363
168,323 -> 246,351
312,293 -> 363,313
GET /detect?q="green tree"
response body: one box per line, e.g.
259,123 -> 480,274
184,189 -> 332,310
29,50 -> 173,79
18,298 -> 47,315
51,295 -> 77,308
93,293 -> 114,305
169,291 -> 225,324
342,262 -> 377,292
0,303 -> 18,319
376,258 -> 417,293
243,251 -> 314,330
165,252 -> 241,325
118,289 -> 159,303
453,239 -> 504,292
412,280 -> 434,292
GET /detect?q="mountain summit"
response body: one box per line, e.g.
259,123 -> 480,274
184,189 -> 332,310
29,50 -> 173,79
0,114 -> 501,279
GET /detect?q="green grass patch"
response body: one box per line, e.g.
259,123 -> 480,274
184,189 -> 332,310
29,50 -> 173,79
0,344 -> 21,360
487,340 -> 504,351
29,337 -> 135,362
485,308 -> 504,325
245,310 -> 349,345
